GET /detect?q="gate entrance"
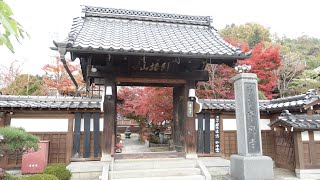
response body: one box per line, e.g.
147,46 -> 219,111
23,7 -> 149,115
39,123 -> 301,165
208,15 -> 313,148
53,6 -> 249,160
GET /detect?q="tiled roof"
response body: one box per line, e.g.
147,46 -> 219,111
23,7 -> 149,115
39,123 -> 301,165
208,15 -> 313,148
269,110 -> 320,130
58,6 -> 249,59
200,99 -> 270,111
200,92 -> 320,112
0,95 -> 101,110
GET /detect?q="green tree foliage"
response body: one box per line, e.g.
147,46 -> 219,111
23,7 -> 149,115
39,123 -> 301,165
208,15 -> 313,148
219,23 -> 271,48
287,67 -> 320,95
0,0 -> 27,52
0,126 -> 39,158
1,74 -> 44,95
275,35 -> 320,95
276,35 -> 320,69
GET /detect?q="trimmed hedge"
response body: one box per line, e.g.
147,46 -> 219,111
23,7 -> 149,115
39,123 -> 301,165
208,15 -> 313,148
44,164 -> 71,180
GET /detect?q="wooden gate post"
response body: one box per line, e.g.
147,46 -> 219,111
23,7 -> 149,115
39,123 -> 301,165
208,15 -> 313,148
101,77 -> 116,161
173,86 -> 185,152
0,112 -> 6,126
184,80 -> 197,158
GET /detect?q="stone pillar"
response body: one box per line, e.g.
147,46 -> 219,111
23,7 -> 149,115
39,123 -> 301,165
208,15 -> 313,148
225,73 -> 273,180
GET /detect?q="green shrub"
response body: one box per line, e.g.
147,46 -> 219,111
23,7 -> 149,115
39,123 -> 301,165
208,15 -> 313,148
148,134 -> 160,144
20,174 -> 58,180
0,126 -> 39,158
3,173 -> 20,180
44,164 -> 71,180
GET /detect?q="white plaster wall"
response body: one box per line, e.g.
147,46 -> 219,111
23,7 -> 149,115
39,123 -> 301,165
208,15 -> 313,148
223,119 -> 237,130
260,119 -> 271,130
195,119 -> 215,131
313,131 -> 320,141
301,131 -> 309,141
223,119 -> 271,130
79,117 -> 104,131
11,118 -> 68,132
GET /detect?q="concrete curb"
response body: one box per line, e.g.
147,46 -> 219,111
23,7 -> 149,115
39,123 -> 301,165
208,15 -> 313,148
197,160 -> 211,180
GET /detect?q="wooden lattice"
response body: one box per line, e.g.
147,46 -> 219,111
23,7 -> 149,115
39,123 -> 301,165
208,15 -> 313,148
275,130 -> 295,171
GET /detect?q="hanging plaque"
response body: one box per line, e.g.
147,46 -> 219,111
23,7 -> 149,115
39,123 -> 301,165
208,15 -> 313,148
187,101 -> 193,117
214,113 -> 220,153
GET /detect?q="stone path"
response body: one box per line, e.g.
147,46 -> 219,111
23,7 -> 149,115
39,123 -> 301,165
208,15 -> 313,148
121,133 -> 151,153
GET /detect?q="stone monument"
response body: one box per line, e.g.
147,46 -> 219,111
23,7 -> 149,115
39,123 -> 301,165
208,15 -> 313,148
224,71 -> 273,180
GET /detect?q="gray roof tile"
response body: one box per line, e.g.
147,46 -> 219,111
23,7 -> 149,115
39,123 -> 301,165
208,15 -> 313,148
0,95 -> 101,110
199,93 -> 320,112
269,110 -> 320,130
58,6 -> 249,59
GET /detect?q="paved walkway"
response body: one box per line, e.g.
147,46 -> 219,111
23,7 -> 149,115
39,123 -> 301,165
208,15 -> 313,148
121,133 -> 151,153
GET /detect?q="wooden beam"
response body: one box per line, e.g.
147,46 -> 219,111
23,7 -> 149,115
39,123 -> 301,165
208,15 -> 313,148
303,99 -> 320,110
83,113 -> 91,158
117,82 -> 182,87
0,112 -> 5,127
66,114 -> 74,165
185,80 -> 197,154
204,112 -> 211,153
294,132 -> 304,169
307,108 -> 313,116
88,66 -> 209,81
73,113 -> 81,158
102,78 -> 116,157
4,115 -> 10,126
115,77 -> 187,84
309,131 -> 317,167
197,113 -> 204,153
93,112 -> 101,157
173,86 -> 185,151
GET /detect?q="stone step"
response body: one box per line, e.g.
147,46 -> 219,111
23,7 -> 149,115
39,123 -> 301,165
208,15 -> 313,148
112,167 -> 201,179
112,174 -> 205,180
113,158 -> 197,171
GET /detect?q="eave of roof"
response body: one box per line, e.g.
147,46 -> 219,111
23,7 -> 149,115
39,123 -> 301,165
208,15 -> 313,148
52,6 -> 251,60
199,93 -> 320,112
0,95 -> 101,110
269,111 -> 320,130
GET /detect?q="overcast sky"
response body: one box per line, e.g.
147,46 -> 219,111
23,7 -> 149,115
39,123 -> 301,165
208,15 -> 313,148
1,0 -> 319,75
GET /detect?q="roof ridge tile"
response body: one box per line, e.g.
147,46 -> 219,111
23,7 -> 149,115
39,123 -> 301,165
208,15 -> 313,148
82,6 -> 211,26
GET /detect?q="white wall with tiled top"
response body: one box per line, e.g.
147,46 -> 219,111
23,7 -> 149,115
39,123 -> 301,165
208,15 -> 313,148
222,119 -> 271,130
11,117 -> 105,132
11,118 -> 69,132
314,131 -> 320,141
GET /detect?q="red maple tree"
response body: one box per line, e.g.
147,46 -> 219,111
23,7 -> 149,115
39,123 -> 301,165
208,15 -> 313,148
42,56 -> 84,96
238,42 -> 281,99
198,39 -> 281,100
196,64 -> 237,99
117,87 -> 173,124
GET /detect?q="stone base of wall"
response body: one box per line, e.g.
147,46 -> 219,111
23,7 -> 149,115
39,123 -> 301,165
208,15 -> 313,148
67,161 -> 107,180
295,169 -> 320,179
71,171 -> 101,180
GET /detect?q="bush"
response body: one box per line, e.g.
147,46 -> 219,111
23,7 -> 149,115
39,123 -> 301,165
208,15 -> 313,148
148,134 -> 160,144
0,127 -> 39,158
3,173 -> 20,180
20,174 -> 58,180
44,164 -> 71,180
